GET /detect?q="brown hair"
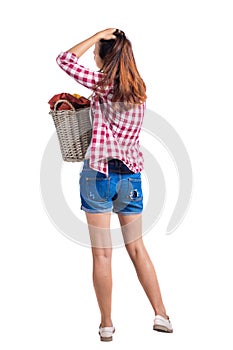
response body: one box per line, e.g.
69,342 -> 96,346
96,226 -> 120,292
96,29 -> 147,108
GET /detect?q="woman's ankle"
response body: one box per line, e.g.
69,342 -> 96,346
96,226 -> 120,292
154,308 -> 169,319
100,318 -> 113,328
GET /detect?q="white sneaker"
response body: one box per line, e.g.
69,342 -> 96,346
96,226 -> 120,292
153,315 -> 173,333
99,326 -> 115,341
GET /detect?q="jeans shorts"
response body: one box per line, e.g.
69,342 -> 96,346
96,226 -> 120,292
79,158 -> 143,215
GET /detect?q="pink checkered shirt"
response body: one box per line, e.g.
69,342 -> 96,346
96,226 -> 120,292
56,51 -> 145,176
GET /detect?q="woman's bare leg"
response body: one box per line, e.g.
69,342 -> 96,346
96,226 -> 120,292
85,212 -> 113,327
118,213 -> 168,318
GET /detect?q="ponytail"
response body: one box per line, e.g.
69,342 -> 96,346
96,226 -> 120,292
97,30 -> 146,109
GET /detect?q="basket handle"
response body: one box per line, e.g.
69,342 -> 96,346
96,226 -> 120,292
53,99 -> 76,111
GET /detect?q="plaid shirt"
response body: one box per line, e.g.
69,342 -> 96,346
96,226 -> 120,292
56,51 -> 145,176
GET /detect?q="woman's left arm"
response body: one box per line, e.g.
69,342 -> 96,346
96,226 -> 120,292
67,28 -> 116,58
56,51 -> 101,89
56,29 -> 117,89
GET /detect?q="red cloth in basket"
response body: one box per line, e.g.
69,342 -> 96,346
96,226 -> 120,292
48,93 -> 90,110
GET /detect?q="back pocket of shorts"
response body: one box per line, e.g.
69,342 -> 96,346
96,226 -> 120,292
127,178 -> 143,202
86,177 -> 110,202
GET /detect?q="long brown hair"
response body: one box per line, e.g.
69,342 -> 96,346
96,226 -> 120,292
96,29 -> 147,107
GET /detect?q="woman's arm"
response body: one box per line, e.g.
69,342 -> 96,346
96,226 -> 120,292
56,29 -> 117,90
67,28 -> 116,58
56,51 -> 102,89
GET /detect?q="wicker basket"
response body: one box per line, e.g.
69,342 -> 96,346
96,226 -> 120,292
49,99 -> 92,162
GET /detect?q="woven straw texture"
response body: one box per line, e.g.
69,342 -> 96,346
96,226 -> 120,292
49,99 -> 92,162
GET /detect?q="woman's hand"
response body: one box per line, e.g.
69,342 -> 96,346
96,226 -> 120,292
97,28 -> 117,40
67,29 -> 117,58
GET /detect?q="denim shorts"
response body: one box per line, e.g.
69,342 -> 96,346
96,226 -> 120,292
79,159 -> 143,215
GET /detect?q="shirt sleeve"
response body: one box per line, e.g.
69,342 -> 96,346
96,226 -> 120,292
56,51 -> 104,90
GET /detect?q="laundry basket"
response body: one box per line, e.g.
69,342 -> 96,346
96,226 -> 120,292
49,99 -> 92,162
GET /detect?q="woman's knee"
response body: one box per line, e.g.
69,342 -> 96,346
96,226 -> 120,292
125,238 -> 144,259
92,247 -> 112,260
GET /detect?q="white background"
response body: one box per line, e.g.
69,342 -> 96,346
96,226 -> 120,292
1,0 -> 233,349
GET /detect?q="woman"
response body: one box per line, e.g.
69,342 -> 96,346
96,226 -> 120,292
56,28 -> 173,341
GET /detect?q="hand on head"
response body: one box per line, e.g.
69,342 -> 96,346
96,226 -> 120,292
97,28 -> 117,41
97,28 -> 126,41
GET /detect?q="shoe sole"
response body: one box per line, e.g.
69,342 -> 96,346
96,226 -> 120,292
153,325 -> 173,333
100,336 -> 113,342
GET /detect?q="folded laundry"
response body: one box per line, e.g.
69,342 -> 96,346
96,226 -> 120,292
48,92 -> 90,111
